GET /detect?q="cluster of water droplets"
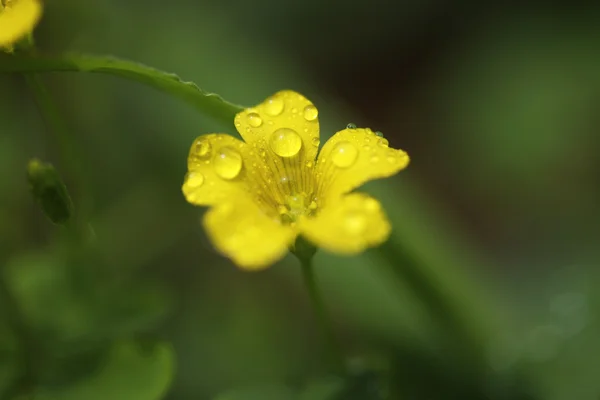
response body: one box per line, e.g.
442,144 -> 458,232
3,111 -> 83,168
319,124 -> 406,172
185,96 -> 408,235
230,94 -> 322,222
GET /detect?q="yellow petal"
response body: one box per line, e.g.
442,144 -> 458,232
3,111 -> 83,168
315,128 -> 409,201
0,0 -> 42,48
299,193 -> 391,254
232,91 -> 320,206
183,133 -> 293,212
183,134 -> 250,206
234,90 -> 320,161
203,198 -> 296,269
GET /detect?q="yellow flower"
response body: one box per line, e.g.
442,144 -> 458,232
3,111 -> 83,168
0,0 -> 42,51
182,91 -> 410,269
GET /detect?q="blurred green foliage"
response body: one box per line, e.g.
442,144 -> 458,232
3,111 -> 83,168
1,1 -> 599,399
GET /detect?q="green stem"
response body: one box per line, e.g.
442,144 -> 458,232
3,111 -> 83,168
1,53 -> 244,125
24,74 -> 77,172
24,73 -> 91,232
299,257 -> 345,374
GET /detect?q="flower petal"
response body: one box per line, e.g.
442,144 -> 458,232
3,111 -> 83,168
0,0 -> 42,48
299,193 -> 391,254
183,133 -> 251,206
234,90 -> 320,162
231,91 -> 321,205
203,199 -> 296,269
314,128 -> 409,202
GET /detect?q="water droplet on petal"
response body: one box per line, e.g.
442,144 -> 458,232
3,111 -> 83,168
195,140 -> 212,159
375,131 -> 384,137
291,107 -> 298,114
387,154 -> 397,163
370,155 -> 380,163
303,105 -> 318,121
345,211 -> 367,234
305,160 -> 314,168
265,96 -> 284,116
331,141 -> 358,168
346,123 -> 357,129
186,172 -> 204,188
309,201 -> 318,210
363,145 -> 372,152
213,147 -> 243,180
269,128 -> 302,157
311,137 -> 320,147
247,112 -> 262,127
378,138 -> 389,147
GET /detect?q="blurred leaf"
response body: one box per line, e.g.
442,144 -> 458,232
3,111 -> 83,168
0,358 -> 19,396
299,377 -> 343,400
33,340 -> 175,400
214,385 -> 296,400
213,377 -> 344,400
4,250 -> 171,349
0,53 -> 244,126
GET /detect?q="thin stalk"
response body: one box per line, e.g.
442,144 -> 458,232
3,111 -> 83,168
299,257 -> 345,375
24,73 -> 91,234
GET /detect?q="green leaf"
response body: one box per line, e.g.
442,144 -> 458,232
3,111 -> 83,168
33,341 -> 175,400
213,384 -> 296,400
213,378 -> 344,400
0,53 -> 244,126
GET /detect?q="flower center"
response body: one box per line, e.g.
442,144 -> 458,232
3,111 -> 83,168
278,193 -> 317,225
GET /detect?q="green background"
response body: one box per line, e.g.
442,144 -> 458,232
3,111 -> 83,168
1,1 -> 599,399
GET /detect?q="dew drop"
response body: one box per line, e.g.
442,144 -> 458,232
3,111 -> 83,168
311,137 -> 320,147
387,155 -> 397,163
195,140 -> 212,159
291,107 -> 298,114
345,211 -> 367,234
269,128 -> 302,157
375,131 -> 384,137
331,141 -> 358,168
303,105 -> 318,121
247,112 -> 263,127
265,96 -> 284,116
309,201 -> 318,210
378,138 -> 389,147
370,155 -> 380,163
213,147 -> 243,180
346,123 -> 357,129
186,172 -> 204,188
363,145 -> 372,152
305,160 -> 314,168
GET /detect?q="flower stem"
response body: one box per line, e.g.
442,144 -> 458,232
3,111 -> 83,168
298,257 -> 345,374
24,73 -> 91,233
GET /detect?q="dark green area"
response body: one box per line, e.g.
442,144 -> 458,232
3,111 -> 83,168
1,1 -> 599,399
